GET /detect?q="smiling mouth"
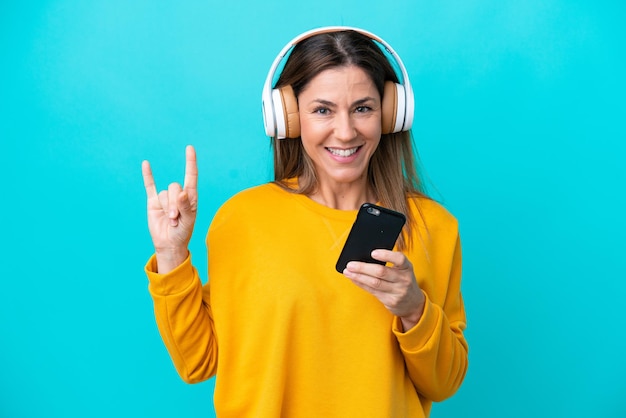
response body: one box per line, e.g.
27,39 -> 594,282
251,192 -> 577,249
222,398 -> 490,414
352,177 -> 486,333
326,146 -> 360,157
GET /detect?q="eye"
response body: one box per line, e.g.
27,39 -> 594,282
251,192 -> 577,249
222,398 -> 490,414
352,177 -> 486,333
313,107 -> 330,115
355,105 -> 372,113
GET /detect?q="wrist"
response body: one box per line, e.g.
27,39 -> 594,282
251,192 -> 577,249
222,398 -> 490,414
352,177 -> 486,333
155,248 -> 189,274
399,296 -> 426,332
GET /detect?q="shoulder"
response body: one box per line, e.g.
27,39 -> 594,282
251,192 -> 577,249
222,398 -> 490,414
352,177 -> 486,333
210,183 -> 291,228
408,196 -> 458,234
220,183 -> 287,210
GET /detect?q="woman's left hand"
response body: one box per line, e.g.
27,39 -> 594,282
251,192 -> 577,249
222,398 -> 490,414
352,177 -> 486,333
343,249 -> 426,332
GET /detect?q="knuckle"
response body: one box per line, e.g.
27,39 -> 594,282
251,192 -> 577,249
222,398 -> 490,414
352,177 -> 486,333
371,277 -> 382,289
373,264 -> 387,278
168,182 -> 182,192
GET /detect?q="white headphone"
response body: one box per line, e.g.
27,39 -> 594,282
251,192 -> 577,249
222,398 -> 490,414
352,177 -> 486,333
261,26 -> 415,139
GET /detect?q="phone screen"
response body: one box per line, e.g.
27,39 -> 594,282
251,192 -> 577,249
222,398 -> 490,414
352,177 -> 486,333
335,203 -> 406,273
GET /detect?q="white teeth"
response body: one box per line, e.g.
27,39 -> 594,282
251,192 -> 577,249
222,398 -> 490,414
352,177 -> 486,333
328,147 -> 358,157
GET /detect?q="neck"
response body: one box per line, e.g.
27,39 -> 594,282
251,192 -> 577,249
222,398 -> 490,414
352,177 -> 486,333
308,179 -> 376,211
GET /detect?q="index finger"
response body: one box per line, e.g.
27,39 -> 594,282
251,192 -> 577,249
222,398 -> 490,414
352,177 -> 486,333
183,145 -> 198,192
142,160 -> 158,199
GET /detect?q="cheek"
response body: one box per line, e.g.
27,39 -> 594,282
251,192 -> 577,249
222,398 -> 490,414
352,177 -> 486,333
357,111 -> 382,141
362,122 -> 382,148
368,139 -> 382,159
299,117 -> 312,138
299,115 -> 324,138
299,117 -> 330,152
298,122 -> 321,158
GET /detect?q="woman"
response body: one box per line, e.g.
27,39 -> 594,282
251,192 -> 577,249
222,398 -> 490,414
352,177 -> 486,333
142,27 -> 468,417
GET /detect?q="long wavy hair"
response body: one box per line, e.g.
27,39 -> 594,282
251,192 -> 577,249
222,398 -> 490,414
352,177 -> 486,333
271,30 -> 429,250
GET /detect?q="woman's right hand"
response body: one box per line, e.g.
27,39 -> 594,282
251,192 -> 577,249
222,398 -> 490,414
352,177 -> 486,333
142,145 -> 198,274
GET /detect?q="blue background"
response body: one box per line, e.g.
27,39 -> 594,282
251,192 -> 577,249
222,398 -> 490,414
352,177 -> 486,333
1,1 -> 625,417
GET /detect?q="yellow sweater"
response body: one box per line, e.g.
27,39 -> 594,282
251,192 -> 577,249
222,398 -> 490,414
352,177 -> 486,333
146,183 -> 468,417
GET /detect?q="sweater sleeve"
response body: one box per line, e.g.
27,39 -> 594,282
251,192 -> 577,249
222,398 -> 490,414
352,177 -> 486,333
145,253 -> 218,383
392,233 -> 468,402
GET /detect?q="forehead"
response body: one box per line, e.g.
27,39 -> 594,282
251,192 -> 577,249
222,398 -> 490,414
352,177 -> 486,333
299,65 -> 378,98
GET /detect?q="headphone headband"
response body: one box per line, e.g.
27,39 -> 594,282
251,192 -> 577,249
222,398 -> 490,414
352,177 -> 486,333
262,26 -> 414,139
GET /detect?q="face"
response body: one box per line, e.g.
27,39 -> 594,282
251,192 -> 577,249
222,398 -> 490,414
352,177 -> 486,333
297,65 -> 382,191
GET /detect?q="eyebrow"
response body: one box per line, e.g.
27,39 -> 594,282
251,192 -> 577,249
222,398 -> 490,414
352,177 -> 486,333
309,97 -> 378,107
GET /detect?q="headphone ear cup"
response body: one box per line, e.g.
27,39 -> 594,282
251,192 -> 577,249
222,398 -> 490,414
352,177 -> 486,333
381,81 -> 409,134
279,85 -> 300,138
381,81 -> 399,134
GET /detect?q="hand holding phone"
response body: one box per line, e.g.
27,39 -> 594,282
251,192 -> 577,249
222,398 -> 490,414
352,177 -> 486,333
335,203 -> 406,273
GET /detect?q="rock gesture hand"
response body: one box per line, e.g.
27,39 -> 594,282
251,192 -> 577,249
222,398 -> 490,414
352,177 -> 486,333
142,145 -> 198,273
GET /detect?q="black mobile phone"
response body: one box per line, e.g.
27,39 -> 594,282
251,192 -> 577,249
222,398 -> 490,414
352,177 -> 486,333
335,203 -> 406,273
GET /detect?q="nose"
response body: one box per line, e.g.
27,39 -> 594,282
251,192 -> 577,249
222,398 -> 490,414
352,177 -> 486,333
333,112 -> 357,141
